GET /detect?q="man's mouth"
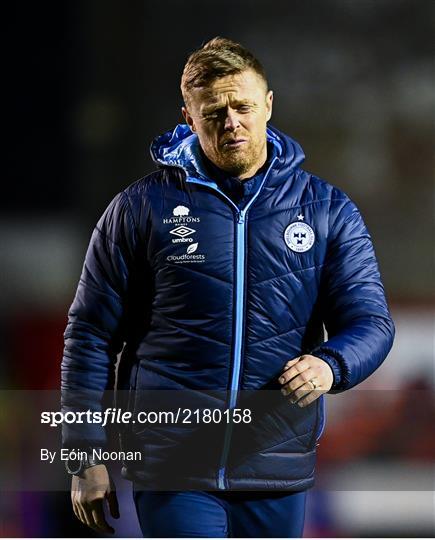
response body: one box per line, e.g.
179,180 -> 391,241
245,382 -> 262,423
222,138 -> 248,148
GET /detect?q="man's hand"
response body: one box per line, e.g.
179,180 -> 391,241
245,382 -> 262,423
278,354 -> 334,407
71,464 -> 119,534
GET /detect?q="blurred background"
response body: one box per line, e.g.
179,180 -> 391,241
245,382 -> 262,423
1,0 -> 434,537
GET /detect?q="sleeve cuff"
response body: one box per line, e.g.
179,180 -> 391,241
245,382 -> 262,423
310,350 -> 343,392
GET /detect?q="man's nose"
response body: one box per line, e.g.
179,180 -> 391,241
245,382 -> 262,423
224,110 -> 240,131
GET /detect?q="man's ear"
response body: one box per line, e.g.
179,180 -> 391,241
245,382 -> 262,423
182,106 -> 196,132
266,90 -> 273,122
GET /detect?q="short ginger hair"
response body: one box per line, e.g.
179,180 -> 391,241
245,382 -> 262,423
181,37 -> 268,105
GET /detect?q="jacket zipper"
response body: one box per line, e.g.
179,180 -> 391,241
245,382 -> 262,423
216,157 -> 278,490
164,157 -> 278,489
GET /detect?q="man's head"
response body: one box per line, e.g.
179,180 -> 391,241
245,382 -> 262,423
181,37 -> 273,179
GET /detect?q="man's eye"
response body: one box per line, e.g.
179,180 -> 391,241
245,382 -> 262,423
238,106 -> 251,113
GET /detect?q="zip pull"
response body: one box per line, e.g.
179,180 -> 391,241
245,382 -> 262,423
237,211 -> 245,224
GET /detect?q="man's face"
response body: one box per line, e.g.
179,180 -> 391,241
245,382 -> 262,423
182,69 -> 273,178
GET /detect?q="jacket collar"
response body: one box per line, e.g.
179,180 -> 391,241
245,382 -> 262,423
150,123 -> 305,187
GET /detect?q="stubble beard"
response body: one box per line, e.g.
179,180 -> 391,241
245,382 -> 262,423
210,137 -> 266,178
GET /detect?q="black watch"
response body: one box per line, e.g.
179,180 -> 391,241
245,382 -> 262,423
65,448 -> 102,476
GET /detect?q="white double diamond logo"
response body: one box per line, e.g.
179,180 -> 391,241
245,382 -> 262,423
169,226 -> 196,238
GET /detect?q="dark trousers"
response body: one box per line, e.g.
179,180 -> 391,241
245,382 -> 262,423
133,487 -> 307,537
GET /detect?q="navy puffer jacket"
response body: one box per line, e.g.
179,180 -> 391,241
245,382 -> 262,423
61,124 -> 395,491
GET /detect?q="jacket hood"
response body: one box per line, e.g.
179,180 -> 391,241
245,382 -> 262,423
150,123 -> 305,185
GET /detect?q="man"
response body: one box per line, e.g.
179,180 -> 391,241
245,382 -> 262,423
61,37 -> 395,537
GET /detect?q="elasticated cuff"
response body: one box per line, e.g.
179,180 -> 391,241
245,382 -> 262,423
310,350 -> 343,392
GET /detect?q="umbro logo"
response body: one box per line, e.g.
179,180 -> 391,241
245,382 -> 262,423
170,226 -> 196,238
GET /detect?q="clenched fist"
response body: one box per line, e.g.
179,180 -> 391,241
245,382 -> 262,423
278,354 -> 334,408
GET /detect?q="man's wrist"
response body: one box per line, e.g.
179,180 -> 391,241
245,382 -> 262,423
65,447 -> 103,476
310,350 -> 343,391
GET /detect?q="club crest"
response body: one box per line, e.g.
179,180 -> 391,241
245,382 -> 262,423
284,222 -> 315,252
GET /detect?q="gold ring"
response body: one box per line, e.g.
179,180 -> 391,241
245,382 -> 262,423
309,379 -> 318,390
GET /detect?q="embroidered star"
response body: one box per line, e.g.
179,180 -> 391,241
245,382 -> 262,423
297,213 -> 304,221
